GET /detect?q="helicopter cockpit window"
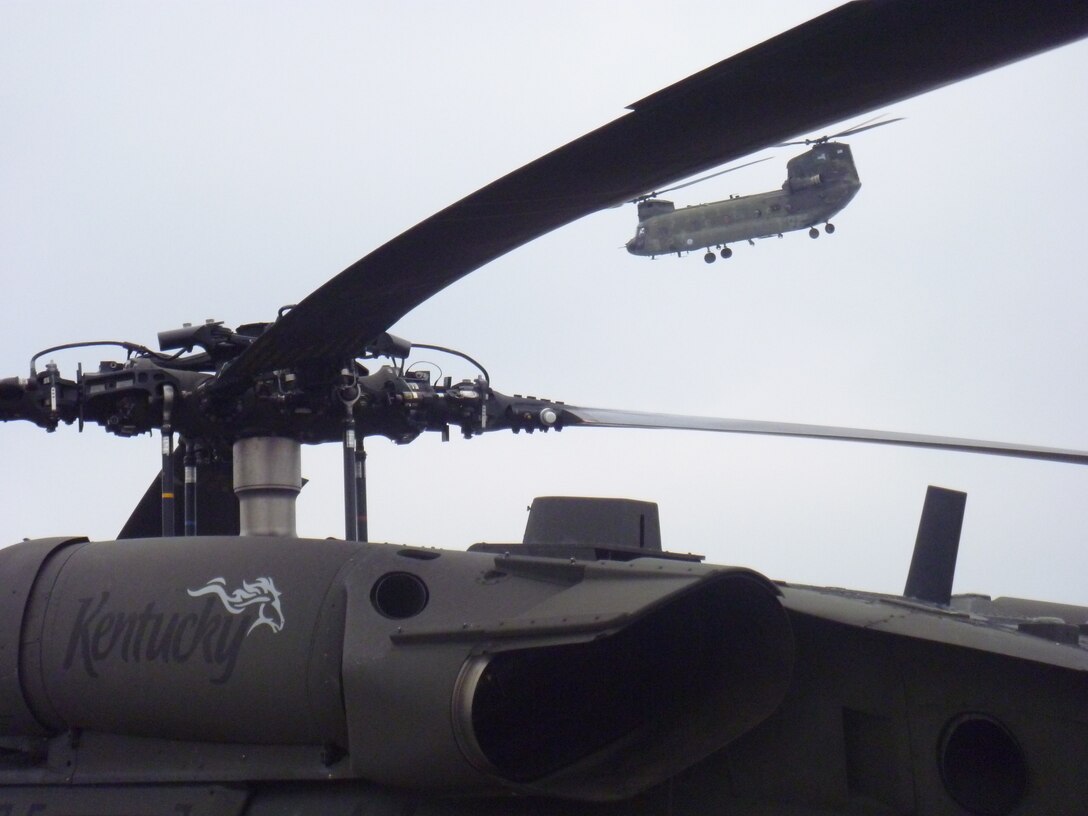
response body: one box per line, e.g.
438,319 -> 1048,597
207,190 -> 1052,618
814,151 -> 828,161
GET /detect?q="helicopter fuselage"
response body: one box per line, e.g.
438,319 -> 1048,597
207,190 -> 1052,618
626,142 -> 861,257
3,530 -> 1087,814
0,532 -> 793,803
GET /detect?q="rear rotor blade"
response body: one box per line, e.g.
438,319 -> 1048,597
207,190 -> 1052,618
775,115 -> 904,147
213,2 -> 1088,391
560,406 -> 1088,466
827,116 -> 905,140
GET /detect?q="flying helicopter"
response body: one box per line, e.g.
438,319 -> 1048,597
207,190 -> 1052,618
625,118 -> 900,262
3,3 -> 1088,816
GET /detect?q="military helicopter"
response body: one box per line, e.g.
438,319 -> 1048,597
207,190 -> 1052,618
2,3 -> 1088,816
625,118 -> 899,262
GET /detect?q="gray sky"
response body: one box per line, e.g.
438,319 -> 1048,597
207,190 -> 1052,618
2,2 -> 1086,604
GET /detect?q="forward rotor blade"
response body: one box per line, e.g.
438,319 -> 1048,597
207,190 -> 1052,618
632,157 -> 772,202
214,2 -> 1088,391
560,406 -> 1088,466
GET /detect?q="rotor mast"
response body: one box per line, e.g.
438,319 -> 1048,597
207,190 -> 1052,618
232,436 -> 302,537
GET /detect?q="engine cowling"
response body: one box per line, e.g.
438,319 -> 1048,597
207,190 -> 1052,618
1,536 -> 353,745
0,536 -> 794,800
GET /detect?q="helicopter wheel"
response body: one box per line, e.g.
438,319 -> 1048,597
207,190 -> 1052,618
720,246 -> 732,259
825,222 -> 836,234
704,251 -> 716,264
808,227 -> 819,239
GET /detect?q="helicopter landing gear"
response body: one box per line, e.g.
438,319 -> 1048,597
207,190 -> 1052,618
808,227 -> 819,239
704,251 -> 716,264
825,222 -> 836,234
720,246 -> 732,259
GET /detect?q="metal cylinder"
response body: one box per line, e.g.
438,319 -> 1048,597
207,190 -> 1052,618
233,436 -> 302,537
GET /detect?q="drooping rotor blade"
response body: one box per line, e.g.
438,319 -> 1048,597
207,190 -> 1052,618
214,1 -> 1088,392
558,405 -> 1088,466
631,157 -> 773,203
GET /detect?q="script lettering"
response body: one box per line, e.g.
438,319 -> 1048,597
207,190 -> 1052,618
62,592 -> 272,684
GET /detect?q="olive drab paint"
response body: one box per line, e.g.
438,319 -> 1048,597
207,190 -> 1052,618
626,142 -> 862,258
19,537 -> 357,745
1,533 -> 796,801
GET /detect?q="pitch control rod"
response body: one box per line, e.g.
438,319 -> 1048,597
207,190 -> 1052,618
340,366 -> 363,541
356,434 -> 369,542
160,385 -> 175,536
183,442 -> 200,535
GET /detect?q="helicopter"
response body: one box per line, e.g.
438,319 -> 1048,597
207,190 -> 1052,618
2,3 -> 1088,816
625,119 -> 899,262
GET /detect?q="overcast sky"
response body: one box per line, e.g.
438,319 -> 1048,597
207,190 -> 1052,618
2,2 -> 1086,605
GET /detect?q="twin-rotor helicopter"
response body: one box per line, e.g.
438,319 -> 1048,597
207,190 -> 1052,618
625,117 -> 901,262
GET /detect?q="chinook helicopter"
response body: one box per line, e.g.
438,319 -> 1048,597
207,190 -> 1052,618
2,3 -> 1088,816
625,118 -> 899,262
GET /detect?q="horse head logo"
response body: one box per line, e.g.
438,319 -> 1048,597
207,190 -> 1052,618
187,576 -> 285,635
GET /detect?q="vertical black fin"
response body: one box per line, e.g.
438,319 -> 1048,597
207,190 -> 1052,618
118,440 -> 239,538
903,485 -> 967,605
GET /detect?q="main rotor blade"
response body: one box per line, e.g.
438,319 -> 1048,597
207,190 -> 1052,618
560,406 -> 1088,466
214,1 -> 1088,390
